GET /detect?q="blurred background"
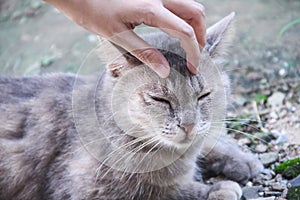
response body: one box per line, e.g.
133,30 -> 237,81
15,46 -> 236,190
1,0 -> 299,141
0,0 -> 299,198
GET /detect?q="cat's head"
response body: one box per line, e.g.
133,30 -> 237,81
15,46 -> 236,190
102,13 -> 235,151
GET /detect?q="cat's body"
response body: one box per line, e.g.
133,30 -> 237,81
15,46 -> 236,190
0,13 -> 262,200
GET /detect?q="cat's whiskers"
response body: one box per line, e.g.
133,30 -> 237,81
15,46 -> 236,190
123,137 -> 161,181
125,145 -> 163,187
71,134 -> 122,155
101,111 -> 119,127
205,117 -> 264,140
95,134 -> 154,182
71,124 -> 143,155
208,125 -> 266,152
210,120 -> 262,133
113,136 -> 159,173
71,111 -> 126,154
224,127 -> 267,143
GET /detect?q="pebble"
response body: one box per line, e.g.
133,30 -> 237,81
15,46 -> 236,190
289,174 -> 300,187
279,68 -> 287,77
242,186 -> 264,199
275,135 -> 288,144
262,168 -> 276,177
269,111 -> 278,119
259,152 -> 279,166
278,109 -> 287,118
264,191 -> 282,196
282,61 -> 289,68
272,57 -> 279,63
248,197 -> 275,200
268,92 -> 285,108
255,144 -> 268,153
270,182 -> 286,191
238,138 -> 252,146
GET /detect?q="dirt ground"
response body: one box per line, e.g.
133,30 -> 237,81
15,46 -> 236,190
0,0 -> 299,199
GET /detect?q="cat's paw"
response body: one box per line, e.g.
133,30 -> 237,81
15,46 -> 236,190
207,181 -> 242,200
221,152 -> 263,184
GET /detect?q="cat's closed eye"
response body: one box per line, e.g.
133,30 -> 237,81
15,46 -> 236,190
197,91 -> 211,101
148,95 -> 172,108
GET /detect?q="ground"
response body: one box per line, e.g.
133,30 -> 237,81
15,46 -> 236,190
0,0 -> 299,199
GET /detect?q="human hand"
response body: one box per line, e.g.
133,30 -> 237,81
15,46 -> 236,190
45,0 -> 206,78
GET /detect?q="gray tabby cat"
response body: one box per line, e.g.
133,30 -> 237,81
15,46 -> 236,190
0,13 -> 262,200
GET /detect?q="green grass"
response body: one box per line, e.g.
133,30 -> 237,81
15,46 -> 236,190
275,157 -> 300,179
279,18 -> 300,38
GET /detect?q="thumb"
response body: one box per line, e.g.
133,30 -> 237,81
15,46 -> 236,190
109,30 -> 170,78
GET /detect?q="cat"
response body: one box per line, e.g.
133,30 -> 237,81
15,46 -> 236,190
0,13 -> 263,200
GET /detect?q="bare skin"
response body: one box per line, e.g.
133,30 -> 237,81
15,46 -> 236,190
44,0 -> 206,78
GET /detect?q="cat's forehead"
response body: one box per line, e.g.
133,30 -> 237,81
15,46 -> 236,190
148,68 -> 206,100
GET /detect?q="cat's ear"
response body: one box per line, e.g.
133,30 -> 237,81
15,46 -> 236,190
98,37 -> 142,77
205,12 -> 235,63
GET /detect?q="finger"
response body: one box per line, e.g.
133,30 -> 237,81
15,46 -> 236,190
163,0 -> 206,48
109,29 -> 170,78
141,6 -> 201,74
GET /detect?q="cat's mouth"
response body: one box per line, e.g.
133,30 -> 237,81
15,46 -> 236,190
160,123 -> 211,148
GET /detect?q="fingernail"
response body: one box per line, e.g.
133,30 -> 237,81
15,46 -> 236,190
154,64 -> 170,78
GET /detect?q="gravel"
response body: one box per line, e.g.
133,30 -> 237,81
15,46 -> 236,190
228,78 -> 300,200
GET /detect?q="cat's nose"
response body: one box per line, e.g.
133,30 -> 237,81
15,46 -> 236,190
179,123 -> 195,135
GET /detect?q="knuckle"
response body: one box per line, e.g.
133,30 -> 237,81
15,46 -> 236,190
138,1 -> 157,16
192,4 -> 206,18
137,2 -> 159,24
181,25 -> 195,39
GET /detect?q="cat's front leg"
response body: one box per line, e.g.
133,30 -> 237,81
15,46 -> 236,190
165,181 -> 242,200
198,137 -> 263,184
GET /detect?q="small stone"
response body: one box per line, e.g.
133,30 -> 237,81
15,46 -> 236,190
285,102 -> 292,109
238,138 -> 251,146
272,57 -> 279,63
279,68 -> 287,77
281,84 -> 289,92
255,143 -> 268,153
265,51 -> 272,58
234,59 -> 239,65
290,174 -> 300,187
259,152 -> 279,166
278,109 -> 287,118
262,168 -> 276,177
248,197 -> 276,200
242,186 -> 263,199
270,130 -> 281,138
269,111 -> 278,119
270,182 -> 286,191
277,198 -> 287,200
275,135 -> 288,144
246,181 -> 254,187
268,92 -> 285,108
264,191 -> 282,196
282,61 -> 289,68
